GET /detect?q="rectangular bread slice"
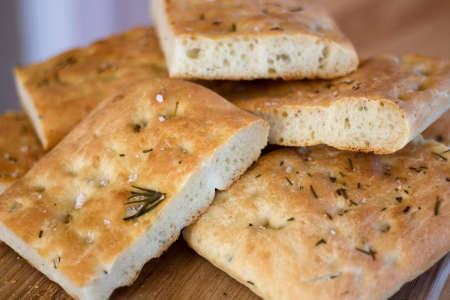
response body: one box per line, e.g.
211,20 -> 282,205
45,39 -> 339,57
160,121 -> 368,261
0,112 -> 45,194
184,138 -> 450,300
14,27 -> 167,150
207,54 -> 450,154
0,78 -> 269,300
423,109 -> 449,145
151,0 -> 358,80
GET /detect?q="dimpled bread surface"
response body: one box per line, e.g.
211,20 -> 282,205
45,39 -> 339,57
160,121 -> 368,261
152,0 -> 358,80
0,78 -> 269,300
184,138 -> 450,300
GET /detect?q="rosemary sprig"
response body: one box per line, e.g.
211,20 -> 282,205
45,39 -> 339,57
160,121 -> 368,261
315,238 -> 327,247
123,186 -> 166,221
285,177 -> 293,185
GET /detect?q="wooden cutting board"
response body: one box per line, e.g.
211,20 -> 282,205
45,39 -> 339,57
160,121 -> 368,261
0,238 -> 448,300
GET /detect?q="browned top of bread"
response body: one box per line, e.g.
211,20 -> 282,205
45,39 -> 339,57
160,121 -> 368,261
15,27 -> 167,149
206,54 -> 450,152
184,139 -> 450,300
423,110 -> 449,145
0,78 -> 264,287
164,0 -> 352,45
0,112 -> 44,191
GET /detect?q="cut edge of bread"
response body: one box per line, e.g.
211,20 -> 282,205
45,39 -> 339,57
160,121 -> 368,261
152,0 -> 358,80
255,96 -> 447,154
0,120 -> 268,300
13,69 -> 48,149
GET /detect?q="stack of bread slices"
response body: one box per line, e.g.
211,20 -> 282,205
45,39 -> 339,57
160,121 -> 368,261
0,1 -> 448,299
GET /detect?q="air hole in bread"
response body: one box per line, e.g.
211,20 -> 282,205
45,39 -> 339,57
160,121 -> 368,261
32,186 -> 46,193
267,58 -> 274,65
251,217 -> 287,230
223,59 -> 230,66
318,46 -> 329,69
186,48 -> 201,59
268,68 -> 276,74
277,54 -> 291,64
344,118 -> 350,129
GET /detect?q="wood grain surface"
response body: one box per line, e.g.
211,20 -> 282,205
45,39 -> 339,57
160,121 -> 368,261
0,0 -> 449,299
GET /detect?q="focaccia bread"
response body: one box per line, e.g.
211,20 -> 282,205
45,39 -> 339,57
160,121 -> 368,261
0,112 -> 44,194
184,138 -> 450,300
152,0 -> 358,80
423,109 -> 449,145
14,27 -> 167,150
0,79 -> 269,300
208,54 -> 450,154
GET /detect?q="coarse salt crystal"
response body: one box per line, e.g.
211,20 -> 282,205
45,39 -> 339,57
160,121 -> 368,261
158,116 -> 166,122
104,219 -> 111,225
156,94 -> 164,103
20,146 -> 28,152
75,193 -> 87,209
285,166 -> 292,173
128,173 -> 138,183
330,229 -> 336,235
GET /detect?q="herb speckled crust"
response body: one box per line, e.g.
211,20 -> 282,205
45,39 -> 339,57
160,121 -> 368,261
14,27 -> 167,149
184,139 -> 450,300
423,110 -> 449,145
0,78 -> 267,298
206,54 -> 450,153
0,112 -> 45,193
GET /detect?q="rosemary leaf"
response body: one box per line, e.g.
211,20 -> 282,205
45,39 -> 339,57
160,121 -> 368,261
435,197 -> 441,216
310,185 -> 318,198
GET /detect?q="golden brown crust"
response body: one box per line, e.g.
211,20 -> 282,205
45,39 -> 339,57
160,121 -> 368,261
422,110 -> 449,145
0,78 -> 265,288
184,139 -> 450,300
205,54 -> 450,153
15,27 -> 167,149
164,0 -> 352,45
0,112 -> 45,192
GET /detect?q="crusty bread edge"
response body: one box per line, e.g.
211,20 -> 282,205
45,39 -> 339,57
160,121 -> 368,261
13,69 -> 48,149
0,119 -> 268,300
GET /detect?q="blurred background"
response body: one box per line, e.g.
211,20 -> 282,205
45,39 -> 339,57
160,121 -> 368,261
0,0 -> 449,113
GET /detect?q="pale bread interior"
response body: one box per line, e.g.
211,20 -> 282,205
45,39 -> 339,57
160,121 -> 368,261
0,121 -> 268,300
14,71 -> 47,149
260,97 -> 411,153
0,183 -> 11,195
152,0 -> 357,80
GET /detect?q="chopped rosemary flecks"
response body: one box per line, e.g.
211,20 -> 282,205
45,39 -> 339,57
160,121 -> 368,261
446,177 -> 450,182
39,230 -> 43,238
330,274 -> 341,279
248,223 -> 253,227
280,160 -> 284,166
339,171 -> 345,177
315,238 -> 327,247
287,217 -> 295,222
306,172 -> 312,177
336,188 -> 348,199
270,26 -> 283,31
409,166 -> 427,173
231,23 -> 237,32
325,212 -> 333,220
142,148 -> 153,153
255,174 -> 261,178
381,207 -> 387,212
326,83 -> 334,89
247,280 -> 255,285
443,149 -> 450,154
285,177 -> 293,185
348,158 -> 354,171
123,186 -> 166,221
355,247 -> 376,261
199,13 -> 205,20
212,21 -> 221,25
349,200 -> 358,206
262,9 -> 269,14
310,185 -> 318,198
357,182 -> 361,189
352,83 -> 361,91
289,6 -> 303,12
395,196 -> 403,203
343,80 -> 355,85
119,154 -> 125,157
337,209 -> 349,216
329,177 -> 337,183
435,197 -> 441,216
53,256 -> 61,269
299,185 -> 304,190
432,152 -> 447,161
403,206 -> 410,213
380,224 -> 391,233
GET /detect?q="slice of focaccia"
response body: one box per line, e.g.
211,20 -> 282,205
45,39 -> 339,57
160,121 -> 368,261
0,79 -> 268,300
152,0 -> 358,80
184,138 -> 450,300
423,109 -> 449,145
208,54 -> 450,154
14,27 -> 167,150
0,112 -> 44,194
